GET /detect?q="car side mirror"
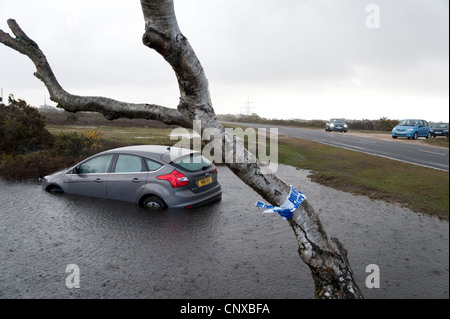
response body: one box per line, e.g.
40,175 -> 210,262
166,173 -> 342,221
73,165 -> 81,174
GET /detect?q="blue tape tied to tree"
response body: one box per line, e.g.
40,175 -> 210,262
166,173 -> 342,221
256,185 -> 306,220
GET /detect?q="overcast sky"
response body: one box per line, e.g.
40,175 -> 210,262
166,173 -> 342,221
1,0 -> 448,121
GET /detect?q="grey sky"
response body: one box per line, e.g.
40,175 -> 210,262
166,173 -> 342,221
1,0 -> 448,121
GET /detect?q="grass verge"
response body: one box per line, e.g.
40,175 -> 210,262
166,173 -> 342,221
277,135 -> 448,220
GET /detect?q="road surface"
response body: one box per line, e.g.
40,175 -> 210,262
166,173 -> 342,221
226,122 -> 449,171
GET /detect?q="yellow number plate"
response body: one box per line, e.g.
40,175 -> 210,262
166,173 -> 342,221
197,176 -> 213,187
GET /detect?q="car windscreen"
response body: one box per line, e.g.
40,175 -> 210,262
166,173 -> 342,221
399,120 -> 417,126
171,153 -> 213,172
433,123 -> 448,129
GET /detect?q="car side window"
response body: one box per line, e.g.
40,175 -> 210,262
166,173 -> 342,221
79,155 -> 113,174
114,155 -> 145,173
145,158 -> 163,171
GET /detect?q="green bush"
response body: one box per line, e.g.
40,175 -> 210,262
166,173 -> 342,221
53,132 -> 86,158
0,150 -> 71,181
374,117 -> 399,131
53,130 -> 102,158
66,114 -> 79,122
0,95 -> 54,154
0,95 -> 104,181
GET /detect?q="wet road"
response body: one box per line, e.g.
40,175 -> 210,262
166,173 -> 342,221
228,122 -> 449,171
0,165 -> 448,298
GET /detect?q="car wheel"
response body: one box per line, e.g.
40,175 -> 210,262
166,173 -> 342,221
141,196 -> 167,210
46,185 -> 64,194
412,132 -> 418,140
392,136 -> 397,139
426,132 -> 431,139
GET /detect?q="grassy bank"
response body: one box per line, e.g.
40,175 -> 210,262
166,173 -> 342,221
277,135 -> 448,219
45,125 -> 177,146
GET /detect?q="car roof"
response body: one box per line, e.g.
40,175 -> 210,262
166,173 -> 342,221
99,145 -> 198,162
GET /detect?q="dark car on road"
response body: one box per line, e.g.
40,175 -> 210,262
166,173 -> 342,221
430,123 -> 449,138
325,118 -> 348,132
42,145 -> 222,209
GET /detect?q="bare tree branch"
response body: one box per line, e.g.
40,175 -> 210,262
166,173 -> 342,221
0,1 -> 364,298
0,19 -> 187,126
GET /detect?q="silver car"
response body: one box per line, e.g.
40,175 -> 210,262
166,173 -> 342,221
42,145 -> 222,209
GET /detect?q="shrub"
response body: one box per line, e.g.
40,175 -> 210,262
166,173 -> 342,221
347,119 -> 374,131
66,114 -> 79,122
81,130 -> 102,153
374,117 -> 399,131
0,151 -> 71,181
53,130 -> 102,158
0,95 -> 104,181
0,95 -> 54,154
1,130 -> 104,181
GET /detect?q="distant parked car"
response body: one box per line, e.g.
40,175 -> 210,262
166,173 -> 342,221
42,145 -> 222,209
325,118 -> 348,132
392,119 -> 431,140
430,123 -> 449,138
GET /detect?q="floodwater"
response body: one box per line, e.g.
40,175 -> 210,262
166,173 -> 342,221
0,165 -> 448,299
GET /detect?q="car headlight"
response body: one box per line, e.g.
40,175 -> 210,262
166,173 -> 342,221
407,128 -> 414,131
330,124 -> 334,127
344,124 -> 348,128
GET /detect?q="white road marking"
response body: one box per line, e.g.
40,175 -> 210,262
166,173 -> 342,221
417,149 -> 447,156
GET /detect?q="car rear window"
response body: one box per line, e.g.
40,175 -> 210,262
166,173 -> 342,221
172,153 -> 213,172
145,158 -> 163,171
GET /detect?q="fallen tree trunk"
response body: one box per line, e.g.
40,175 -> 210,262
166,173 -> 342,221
0,0 -> 363,298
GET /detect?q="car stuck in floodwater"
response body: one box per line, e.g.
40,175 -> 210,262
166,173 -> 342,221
42,145 -> 222,209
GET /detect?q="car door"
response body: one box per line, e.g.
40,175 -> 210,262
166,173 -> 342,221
422,121 -> 430,137
68,154 -> 114,199
106,154 -> 148,203
418,120 -> 427,137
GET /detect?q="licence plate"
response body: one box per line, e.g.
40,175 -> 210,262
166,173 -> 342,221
436,132 -> 441,134
197,176 -> 213,187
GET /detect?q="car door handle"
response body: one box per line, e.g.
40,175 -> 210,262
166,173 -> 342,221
95,178 -> 103,183
132,178 -> 143,183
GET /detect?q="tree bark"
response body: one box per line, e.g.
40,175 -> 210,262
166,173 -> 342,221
0,0 -> 363,299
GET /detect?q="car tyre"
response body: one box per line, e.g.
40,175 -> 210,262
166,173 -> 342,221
46,185 -> 64,194
141,196 -> 167,210
392,136 -> 397,139
426,132 -> 431,139
412,132 -> 418,140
